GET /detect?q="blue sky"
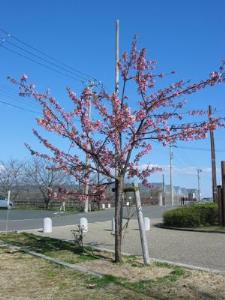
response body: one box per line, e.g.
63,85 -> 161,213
0,0 -> 225,196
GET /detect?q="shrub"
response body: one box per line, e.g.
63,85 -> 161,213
163,203 -> 218,228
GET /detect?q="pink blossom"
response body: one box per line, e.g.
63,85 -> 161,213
21,74 -> 28,81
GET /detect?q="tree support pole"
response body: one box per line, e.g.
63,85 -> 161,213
133,183 -> 150,265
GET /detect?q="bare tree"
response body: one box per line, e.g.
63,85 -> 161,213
0,159 -> 24,200
24,158 -> 66,209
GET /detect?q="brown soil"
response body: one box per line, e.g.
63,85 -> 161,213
78,259 -> 171,282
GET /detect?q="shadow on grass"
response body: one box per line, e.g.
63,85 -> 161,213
0,232 -> 103,261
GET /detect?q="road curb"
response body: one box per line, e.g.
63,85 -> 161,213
0,240 -> 103,278
156,223 -> 225,234
19,229 -> 225,276
1,235 -> 225,277
84,245 -> 225,276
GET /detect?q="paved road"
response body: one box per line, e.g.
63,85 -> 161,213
0,206 -> 170,231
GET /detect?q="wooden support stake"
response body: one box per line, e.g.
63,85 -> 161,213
133,183 -> 150,265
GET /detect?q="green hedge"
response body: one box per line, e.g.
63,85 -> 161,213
163,203 -> 218,228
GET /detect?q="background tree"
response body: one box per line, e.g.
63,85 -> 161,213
10,39 -> 225,262
24,158 -> 67,209
0,159 -> 24,200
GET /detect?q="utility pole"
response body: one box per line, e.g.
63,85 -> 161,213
208,105 -> 217,202
197,169 -> 202,201
84,82 -> 92,213
115,19 -> 119,94
169,144 -> 174,206
114,19 -> 120,179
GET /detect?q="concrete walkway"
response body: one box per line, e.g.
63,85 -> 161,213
26,219 -> 225,273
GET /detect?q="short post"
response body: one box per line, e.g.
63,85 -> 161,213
112,217 -> 115,235
101,203 -> 105,209
158,192 -> 163,206
133,183 -> 150,265
7,190 -> 11,208
107,203 -> 111,209
5,190 -> 11,233
43,217 -> 52,233
80,217 -> 88,233
59,201 -> 66,212
144,217 -> 151,231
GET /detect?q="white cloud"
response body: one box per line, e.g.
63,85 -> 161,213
137,164 -> 217,176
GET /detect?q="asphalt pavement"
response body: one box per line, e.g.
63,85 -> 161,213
0,205 -> 169,231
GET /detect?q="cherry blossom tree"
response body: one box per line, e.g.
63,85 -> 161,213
9,39 -> 225,262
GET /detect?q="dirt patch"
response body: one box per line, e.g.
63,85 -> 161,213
78,259 -> 171,282
177,270 -> 225,299
142,269 -> 225,300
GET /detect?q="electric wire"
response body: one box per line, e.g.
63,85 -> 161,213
0,27 -> 96,80
0,98 -> 39,114
5,40 -> 89,82
1,44 -> 86,83
0,27 -> 99,85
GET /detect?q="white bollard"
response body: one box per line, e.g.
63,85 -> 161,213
126,201 -> 130,206
43,217 -> 52,233
102,203 -> 105,209
158,192 -> 163,206
144,217 -> 150,231
107,203 -> 111,209
112,217 -> 115,235
80,217 -> 88,233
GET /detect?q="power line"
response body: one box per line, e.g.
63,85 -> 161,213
0,27 -> 100,85
1,43 -> 86,83
6,31 -> 96,81
0,27 -> 96,80
152,140 -> 225,153
5,39 -> 89,82
0,88 -> 38,110
175,145 -> 225,153
0,98 -> 39,114
0,96 -> 81,124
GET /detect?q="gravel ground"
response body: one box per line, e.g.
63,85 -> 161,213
26,219 -> 225,273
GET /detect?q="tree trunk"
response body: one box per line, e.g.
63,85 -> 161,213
114,177 -> 124,262
45,198 -> 50,210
